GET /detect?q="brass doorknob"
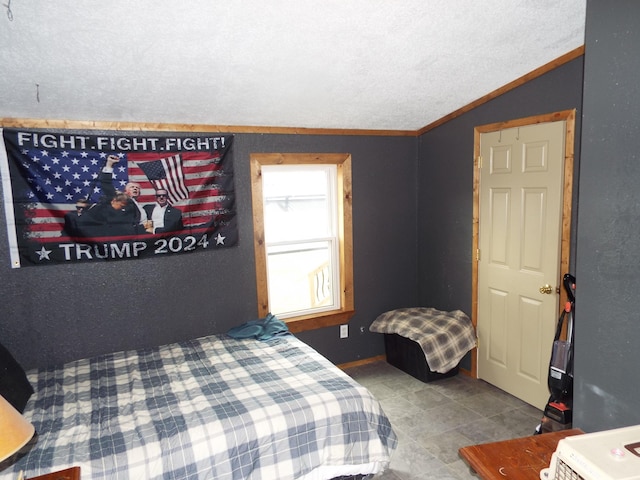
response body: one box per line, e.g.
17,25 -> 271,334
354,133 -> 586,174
539,284 -> 553,294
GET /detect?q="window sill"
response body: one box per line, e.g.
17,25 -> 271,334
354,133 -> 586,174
285,309 -> 356,333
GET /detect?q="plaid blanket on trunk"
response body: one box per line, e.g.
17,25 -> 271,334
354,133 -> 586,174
370,307 -> 476,373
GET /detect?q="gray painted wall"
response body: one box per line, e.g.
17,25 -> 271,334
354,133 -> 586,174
573,0 -> 640,432
0,133 -> 418,369
417,58 -> 584,371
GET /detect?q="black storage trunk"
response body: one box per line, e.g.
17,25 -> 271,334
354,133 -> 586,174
384,333 -> 459,383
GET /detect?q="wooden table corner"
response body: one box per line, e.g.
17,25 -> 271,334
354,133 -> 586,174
458,429 -> 583,480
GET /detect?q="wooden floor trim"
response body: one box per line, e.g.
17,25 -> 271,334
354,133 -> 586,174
337,355 -> 386,370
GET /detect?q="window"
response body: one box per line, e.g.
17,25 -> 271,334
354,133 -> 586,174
250,153 -> 354,333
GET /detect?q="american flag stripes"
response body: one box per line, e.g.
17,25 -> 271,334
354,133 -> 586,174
135,154 -> 189,204
128,151 -> 233,229
2,149 -> 129,238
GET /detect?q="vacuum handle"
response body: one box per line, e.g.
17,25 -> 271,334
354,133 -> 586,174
563,273 -> 576,303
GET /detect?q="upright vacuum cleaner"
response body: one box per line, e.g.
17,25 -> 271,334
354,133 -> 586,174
536,273 -> 576,434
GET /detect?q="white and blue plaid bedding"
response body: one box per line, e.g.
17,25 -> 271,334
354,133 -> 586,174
1,334 -> 397,479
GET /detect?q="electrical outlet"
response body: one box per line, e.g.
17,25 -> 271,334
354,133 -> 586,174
340,324 -> 348,338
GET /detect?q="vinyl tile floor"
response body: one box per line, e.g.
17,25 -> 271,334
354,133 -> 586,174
343,361 -> 544,480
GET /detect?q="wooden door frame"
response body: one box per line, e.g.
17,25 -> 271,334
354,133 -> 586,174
471,109 -> 576,378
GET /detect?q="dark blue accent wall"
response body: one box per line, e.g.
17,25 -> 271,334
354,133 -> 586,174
0,134 -> 418,369
573,0 -> 640,432
417,58 -> 584,370
0,61 -> 585,376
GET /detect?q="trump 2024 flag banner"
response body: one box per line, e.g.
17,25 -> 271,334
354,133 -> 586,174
0,128 -> 236,268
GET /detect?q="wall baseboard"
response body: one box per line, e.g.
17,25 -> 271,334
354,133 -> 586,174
337,355 -> 386,370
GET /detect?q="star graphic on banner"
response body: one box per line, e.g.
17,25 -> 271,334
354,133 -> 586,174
36,246 -> 52,261
19,147 -> 129,206
215,233 -> 226,245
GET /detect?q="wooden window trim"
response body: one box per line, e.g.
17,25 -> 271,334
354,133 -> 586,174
250,153 -> 355,333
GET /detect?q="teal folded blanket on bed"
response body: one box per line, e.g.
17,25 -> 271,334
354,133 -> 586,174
227,313 -> 291,341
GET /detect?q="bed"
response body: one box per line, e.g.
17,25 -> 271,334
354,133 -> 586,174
0,334 -> 397,479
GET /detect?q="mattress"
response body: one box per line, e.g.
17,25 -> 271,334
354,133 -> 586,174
1,334 -> 397,479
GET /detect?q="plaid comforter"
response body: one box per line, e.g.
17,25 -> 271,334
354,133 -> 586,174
1,335 -> 396,479
370,307 -> 476,373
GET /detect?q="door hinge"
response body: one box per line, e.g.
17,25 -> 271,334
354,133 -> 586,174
476,248 -> 481,261
477,155 -> 483,169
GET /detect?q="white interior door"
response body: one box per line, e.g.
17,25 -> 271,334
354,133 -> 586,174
477,121 -> 565,410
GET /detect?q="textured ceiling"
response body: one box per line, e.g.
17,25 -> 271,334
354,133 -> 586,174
0,1 -> 586,132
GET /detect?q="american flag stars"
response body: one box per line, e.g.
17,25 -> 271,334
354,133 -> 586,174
20,149 -> 128,204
